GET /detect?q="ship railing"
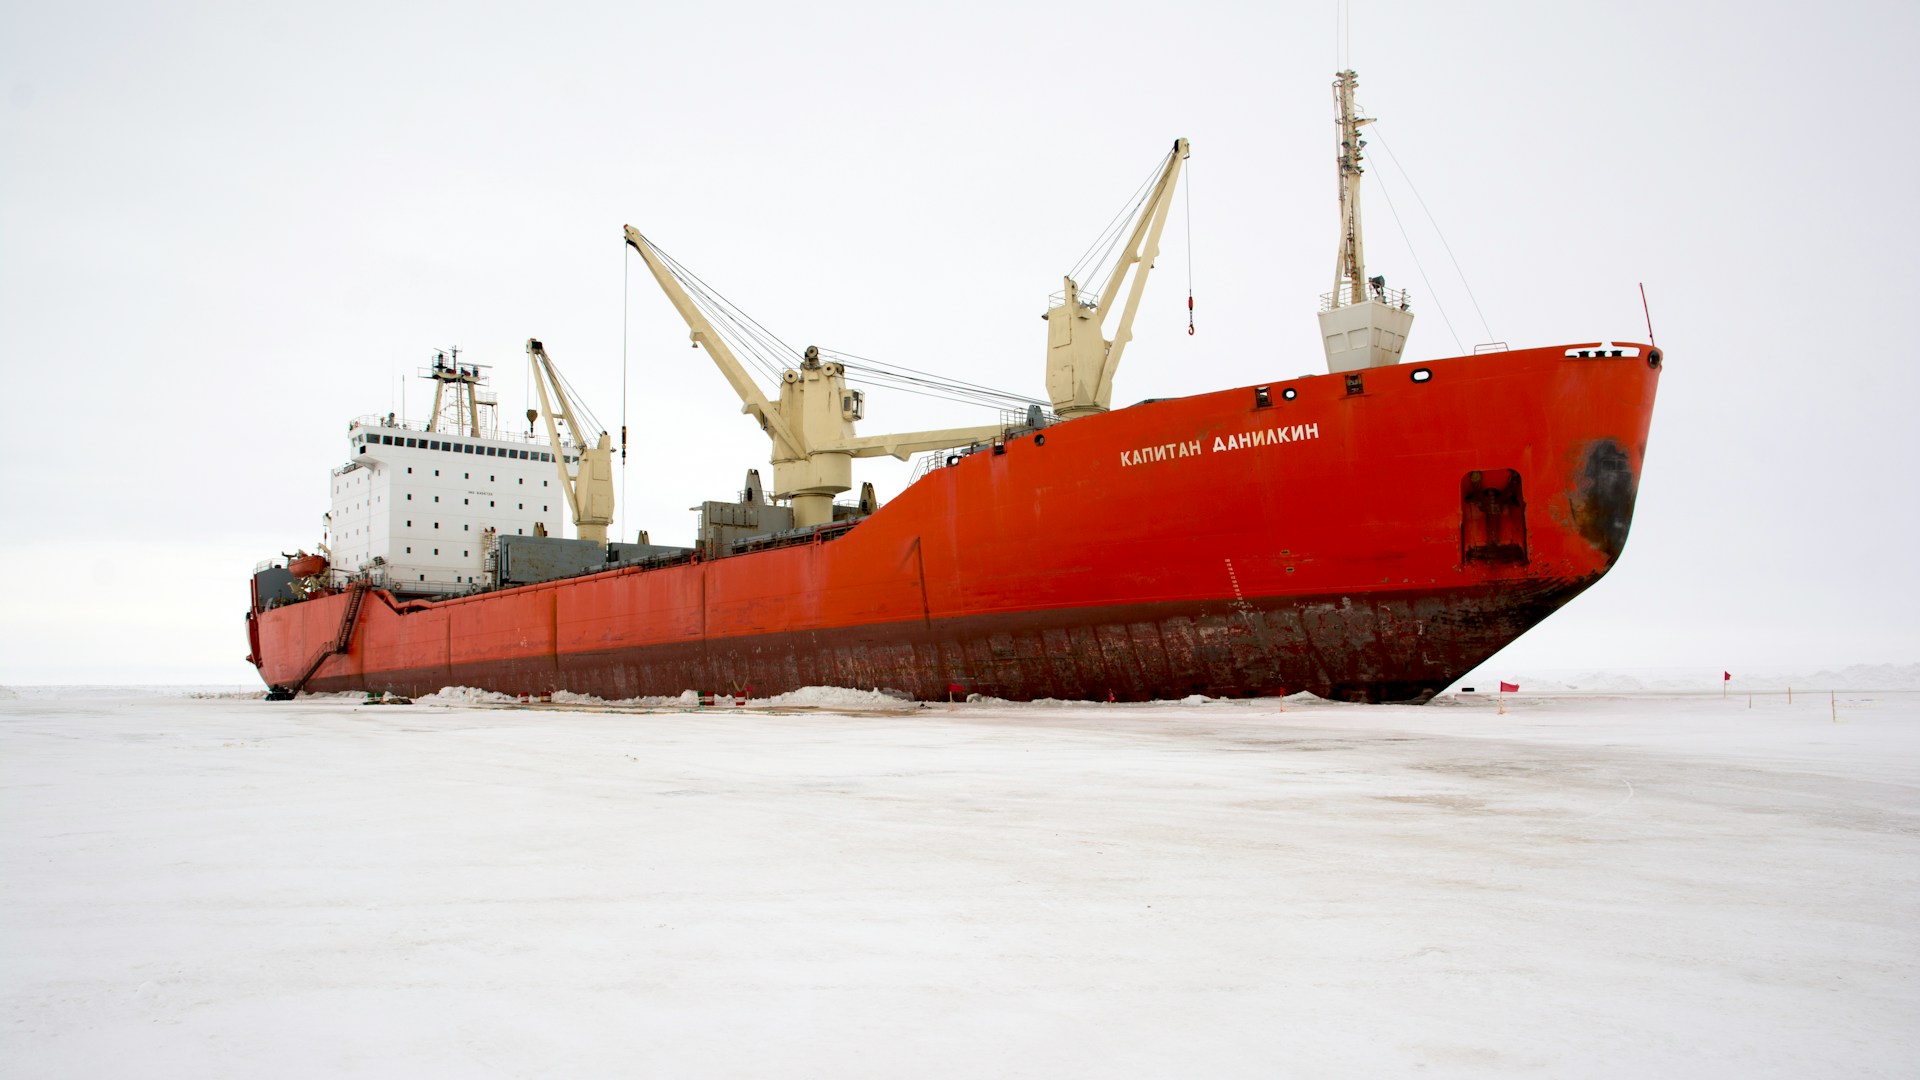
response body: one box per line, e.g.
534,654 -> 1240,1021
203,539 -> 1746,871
614,549 -> 701,574
1047,287 -> 1103,310
348,415 -> 574,448
1318,284 -> 1412,312
906,407 -> 1056,484
908,440 -> 992,484
320,566 -> 486,601
727,519 -> 859,556
1000,405 -> 1058,433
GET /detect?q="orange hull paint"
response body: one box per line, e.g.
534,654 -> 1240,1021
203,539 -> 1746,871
249,343 -> 1660,703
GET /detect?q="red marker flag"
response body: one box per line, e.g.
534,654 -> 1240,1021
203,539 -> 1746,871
1499,681 -> 1519,693
1724,671 -> 1732,681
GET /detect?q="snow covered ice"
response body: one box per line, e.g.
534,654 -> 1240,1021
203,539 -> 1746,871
3,688 -> 1917,1077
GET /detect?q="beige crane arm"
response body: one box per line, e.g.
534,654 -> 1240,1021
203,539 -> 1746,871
1093,138 -> 1188,409
625,225 -> 1012,526
526,338 -> 615,544
1045,138 -> 1189,419
836,423 -> 1006,461
623,225 -> 802,456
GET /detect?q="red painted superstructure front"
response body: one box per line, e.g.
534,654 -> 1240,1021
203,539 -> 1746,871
249,343 -> 1659,703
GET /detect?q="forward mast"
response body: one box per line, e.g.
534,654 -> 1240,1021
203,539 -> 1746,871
1317,70 -> 1414,374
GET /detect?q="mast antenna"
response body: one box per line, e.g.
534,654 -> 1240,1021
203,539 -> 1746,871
1316,70 -> 1415,373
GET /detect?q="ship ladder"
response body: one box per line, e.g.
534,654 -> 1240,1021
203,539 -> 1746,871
279,582 -> 370,699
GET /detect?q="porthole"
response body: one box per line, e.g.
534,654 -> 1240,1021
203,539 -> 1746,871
1410,368 -> 1433,383
1648,349 -> 1662,369
1034,434 -> 1046,447
1281,387 -> 1298,401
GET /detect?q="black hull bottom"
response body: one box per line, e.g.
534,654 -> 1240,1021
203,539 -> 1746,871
297,578 -> 1594,705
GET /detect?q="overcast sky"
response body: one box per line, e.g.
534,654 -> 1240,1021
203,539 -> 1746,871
2,1 -> 1915,685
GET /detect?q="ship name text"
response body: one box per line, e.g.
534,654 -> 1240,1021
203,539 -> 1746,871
1119,422 -> 1321,468
1118,439 -> 1203,468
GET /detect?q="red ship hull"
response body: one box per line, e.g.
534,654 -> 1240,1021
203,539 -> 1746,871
248,343 -> 1660,703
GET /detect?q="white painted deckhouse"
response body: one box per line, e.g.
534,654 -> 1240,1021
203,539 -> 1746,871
322,350 -> 584,595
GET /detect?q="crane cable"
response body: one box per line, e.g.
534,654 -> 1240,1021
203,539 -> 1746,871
619,239 -> 629,543
821,348 -> 1049,414
1369,124 -> 1494,344
1065,147 -> 1173,303
632,233 -> 800,381
1367,157 -> 1463,354
636,234 -> 1043,417
1185,157 -> 1195,335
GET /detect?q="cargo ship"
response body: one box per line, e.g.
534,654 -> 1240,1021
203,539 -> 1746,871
246,72 -> 1659,703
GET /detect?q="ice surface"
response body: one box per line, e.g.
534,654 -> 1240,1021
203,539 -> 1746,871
1455,662 -> 1920,695
755,685 -> 911,710
411,685 -> 519,706
3,689 -> 1917,1077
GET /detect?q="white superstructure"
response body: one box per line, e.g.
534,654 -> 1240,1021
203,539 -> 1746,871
322,351 -> 584,594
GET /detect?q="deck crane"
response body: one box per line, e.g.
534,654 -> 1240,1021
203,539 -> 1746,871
1045,138 -> 1189,419
624,228 -> 1006,530
525,338 -> 616,544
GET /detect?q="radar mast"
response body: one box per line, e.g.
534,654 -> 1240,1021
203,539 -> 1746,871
1317,70 -> 1415,373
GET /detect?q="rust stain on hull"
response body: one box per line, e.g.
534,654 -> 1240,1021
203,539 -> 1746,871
301,579 -> 1598,705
